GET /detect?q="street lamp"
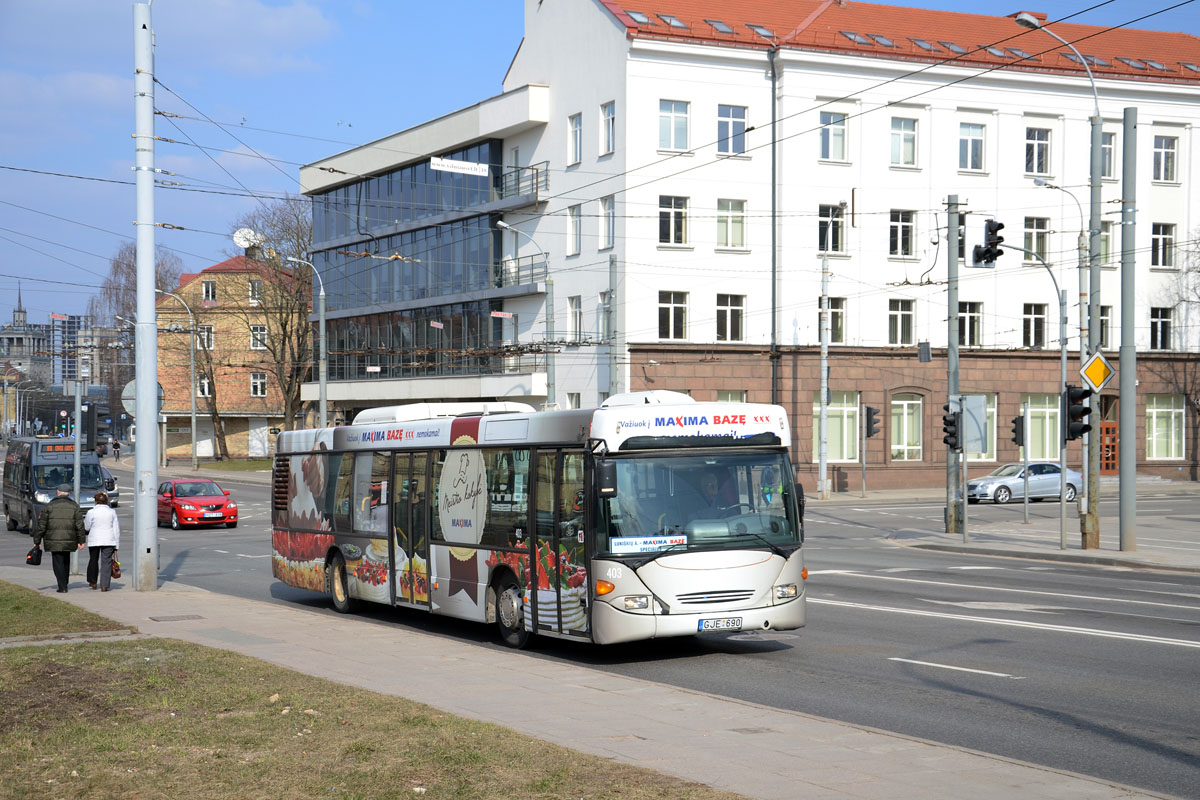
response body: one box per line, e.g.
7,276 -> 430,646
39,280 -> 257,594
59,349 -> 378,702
1015,11 -> 1103,546
496,220 -> 555,409
156,290 -> 197,471
286,256 -> 326,428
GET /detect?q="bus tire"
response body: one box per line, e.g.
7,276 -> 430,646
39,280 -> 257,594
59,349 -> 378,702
328,552 -> 356,614
5,512 -> 15,531
494,574 -> 529,649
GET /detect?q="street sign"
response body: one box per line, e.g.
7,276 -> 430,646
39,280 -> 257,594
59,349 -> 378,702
1080,352 -> 1115,393
121,379 -> 165,417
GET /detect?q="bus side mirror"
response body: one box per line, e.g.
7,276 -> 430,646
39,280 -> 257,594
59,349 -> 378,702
596,459 -> 618,498
794,482 -> 805,522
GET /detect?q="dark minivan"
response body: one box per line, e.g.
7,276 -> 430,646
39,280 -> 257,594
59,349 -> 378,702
3,437 -> 103,532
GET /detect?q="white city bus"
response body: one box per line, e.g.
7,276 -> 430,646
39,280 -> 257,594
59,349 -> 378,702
271,391 -> 806,647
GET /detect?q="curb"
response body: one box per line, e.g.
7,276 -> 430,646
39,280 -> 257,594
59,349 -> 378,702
896,540 -> 1200,574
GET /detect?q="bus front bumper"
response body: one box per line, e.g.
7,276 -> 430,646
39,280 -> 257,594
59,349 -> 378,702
590,596 -> 806,645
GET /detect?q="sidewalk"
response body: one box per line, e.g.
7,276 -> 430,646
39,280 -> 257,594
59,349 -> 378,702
0,567 -> 1169,799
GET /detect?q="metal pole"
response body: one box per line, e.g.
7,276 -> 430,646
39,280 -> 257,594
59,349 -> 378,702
860,402 -> 866,498
946,196 -> 960,535
286,257 -> 327,428
494,223 -> 552,408
70,377 -> 82,576
1084,114 -> 1103,549
1059,289 -> 1068,551
818,245 -> 831,500
768,47 -> 779,405
156,290 -> 197,470
132,1 -> 159,591
1118,107 -> 1138,551
1023,401 -> 1030,525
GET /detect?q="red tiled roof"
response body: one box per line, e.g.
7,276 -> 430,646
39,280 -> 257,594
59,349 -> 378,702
599,0 -> 1200,83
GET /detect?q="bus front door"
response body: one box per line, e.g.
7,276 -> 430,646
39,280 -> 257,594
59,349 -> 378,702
393,452 -> 431,607
532,450 -> 588,637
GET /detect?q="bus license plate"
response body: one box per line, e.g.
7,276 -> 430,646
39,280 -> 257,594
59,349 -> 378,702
698,617 -> 742,632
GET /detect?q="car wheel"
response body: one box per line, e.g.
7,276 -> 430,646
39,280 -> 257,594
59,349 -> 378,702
1064,484 -> 1077,503
328,552 -> 356,614
171,510 -> 181,530
5,512 -> 15,531
226,521 -> 237,528
994,486 -> 1012,505
494,574 -> 530,649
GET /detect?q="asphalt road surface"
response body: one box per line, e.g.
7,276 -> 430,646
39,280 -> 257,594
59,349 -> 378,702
9,466 -> 1199,798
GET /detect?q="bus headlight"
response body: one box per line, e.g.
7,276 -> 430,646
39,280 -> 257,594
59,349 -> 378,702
622,595 -> 650,610
774,583 -> 798,600
34,491 -> 53,504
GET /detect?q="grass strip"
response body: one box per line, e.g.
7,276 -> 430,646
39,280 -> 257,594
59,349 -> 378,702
0,581 -> 128,639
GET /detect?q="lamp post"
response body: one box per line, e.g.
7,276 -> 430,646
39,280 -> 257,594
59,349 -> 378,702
1015,11 -> 1102,548
156,290 -> 197,471
286,257 -> 327,428
15,380 -> 35,437
496,220 -> 555,409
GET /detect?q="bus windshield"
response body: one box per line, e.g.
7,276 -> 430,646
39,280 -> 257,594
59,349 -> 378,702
34,464 -> 104,491
596,452 -> 799,554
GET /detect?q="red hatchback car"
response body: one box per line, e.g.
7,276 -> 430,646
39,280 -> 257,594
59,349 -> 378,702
157,479 -> 239,529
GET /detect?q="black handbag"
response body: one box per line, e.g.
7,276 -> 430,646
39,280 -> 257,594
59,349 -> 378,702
26,545 -> 42,566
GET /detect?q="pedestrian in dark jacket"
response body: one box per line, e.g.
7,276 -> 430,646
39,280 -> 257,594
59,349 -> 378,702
33,484 -> 86,593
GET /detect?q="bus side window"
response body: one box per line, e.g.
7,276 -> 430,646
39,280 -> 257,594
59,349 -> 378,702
332,453 -> 354,533
482,448 -> 529,548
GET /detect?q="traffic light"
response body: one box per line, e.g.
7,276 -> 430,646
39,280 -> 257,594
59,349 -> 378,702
1010,415 -> 1025,447
1064,385 -> 1093,442
972,219 -> 1005,265
942,405 -> 962,452
864,406 -> 880,438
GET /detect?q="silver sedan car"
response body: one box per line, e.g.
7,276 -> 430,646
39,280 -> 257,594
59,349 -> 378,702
966,462 -> 1082,504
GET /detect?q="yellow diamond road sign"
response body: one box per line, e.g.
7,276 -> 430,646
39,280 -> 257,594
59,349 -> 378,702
1081,352 -> 1114,393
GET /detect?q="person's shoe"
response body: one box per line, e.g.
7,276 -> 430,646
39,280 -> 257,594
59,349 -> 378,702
89,583 -> 97,590
100,587 -> 109,592
56,589 -> 67,593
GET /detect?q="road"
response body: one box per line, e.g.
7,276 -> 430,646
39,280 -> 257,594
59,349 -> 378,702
9,464 -> 1200,798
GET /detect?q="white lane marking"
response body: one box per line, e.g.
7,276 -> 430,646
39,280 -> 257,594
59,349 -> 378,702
888,657 -> 1025,679
807,569 -> 862,575
811,598 -> 1200,649
213,549 -> 230,553
947,566 -> 1005,570
236,553 -> 270,558
831,572 -> 1200,611
922,600 -> 1056,613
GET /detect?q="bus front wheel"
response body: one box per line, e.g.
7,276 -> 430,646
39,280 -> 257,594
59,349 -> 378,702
328,553 -> 356,614
495,575 -> 529,649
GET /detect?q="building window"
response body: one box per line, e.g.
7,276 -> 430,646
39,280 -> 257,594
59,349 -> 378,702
827,297 -> 846,344
659,196 -> 688,244
891,117 -> 916,166
568,114 -> 582,165
1101,132 -> 1115,178
196,325 -> 213,350
716,199 -> 745,247
1099,305 -> 1112,349
958,301 -> 982,347
888,299 -> 914,345
718,389 -> 747,403
600,101 -> 615,155
1150,307 -> 1172,350
959,123 -> 984,170
716,294 -> 744,341
250,325 -> 267,350
717,105 -> 746,155
567,204 -> 581,255
1099,221 -> 1114,265
202,280 -> 217,304
1025,127 -> 1050,174
1153,135 -> 1178,181
1151,223 -> 1175,267
1024,217 -> 1049,262
250,372 -> 267,398
819,111 -> 847,161
197,375 -> 212,398
568,296 -> 582,341
813,390 -> 860,462
889,210 -> 915,256
1022,393 -> 1061,461
818,204 -> 845,253
567,392 -> 581,410
890,392 -> 922,462
600,195 -> 615,249
658,291 -> 687,339
659,100 -> 689,150
599,291 -> 611,340
1023,303 -> 1047,348
1146,394 -> 1185,459
248,279 -> 263,305
964,393 -> 997,462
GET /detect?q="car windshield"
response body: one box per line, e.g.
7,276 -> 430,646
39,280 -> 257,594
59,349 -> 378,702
34,464 -> 103,490
989,464 -> 1023,477
175,482 -> 223,497
595,452 -> 799,555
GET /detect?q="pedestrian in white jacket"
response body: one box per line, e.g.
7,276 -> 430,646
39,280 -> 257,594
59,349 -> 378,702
84,492 -> 120,591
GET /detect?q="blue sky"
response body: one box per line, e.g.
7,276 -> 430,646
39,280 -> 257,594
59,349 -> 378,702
1,0 -> 1196,325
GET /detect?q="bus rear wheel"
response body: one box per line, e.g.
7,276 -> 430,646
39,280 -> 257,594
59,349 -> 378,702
328,553 -> 356,614
495,575 -> 529,649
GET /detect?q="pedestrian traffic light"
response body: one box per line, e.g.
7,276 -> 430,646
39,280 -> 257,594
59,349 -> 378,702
1010,415 -> 1025,447
1064,384 -> 1093,442
942,404 -> 962,452
972,219 -> 1005,265
865,406 -> 880,438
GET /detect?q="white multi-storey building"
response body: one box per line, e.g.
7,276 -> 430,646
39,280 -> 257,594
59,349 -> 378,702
301,0 -> 1199,487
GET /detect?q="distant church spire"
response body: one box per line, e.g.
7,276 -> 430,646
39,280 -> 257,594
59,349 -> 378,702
12,281 -> 26,327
